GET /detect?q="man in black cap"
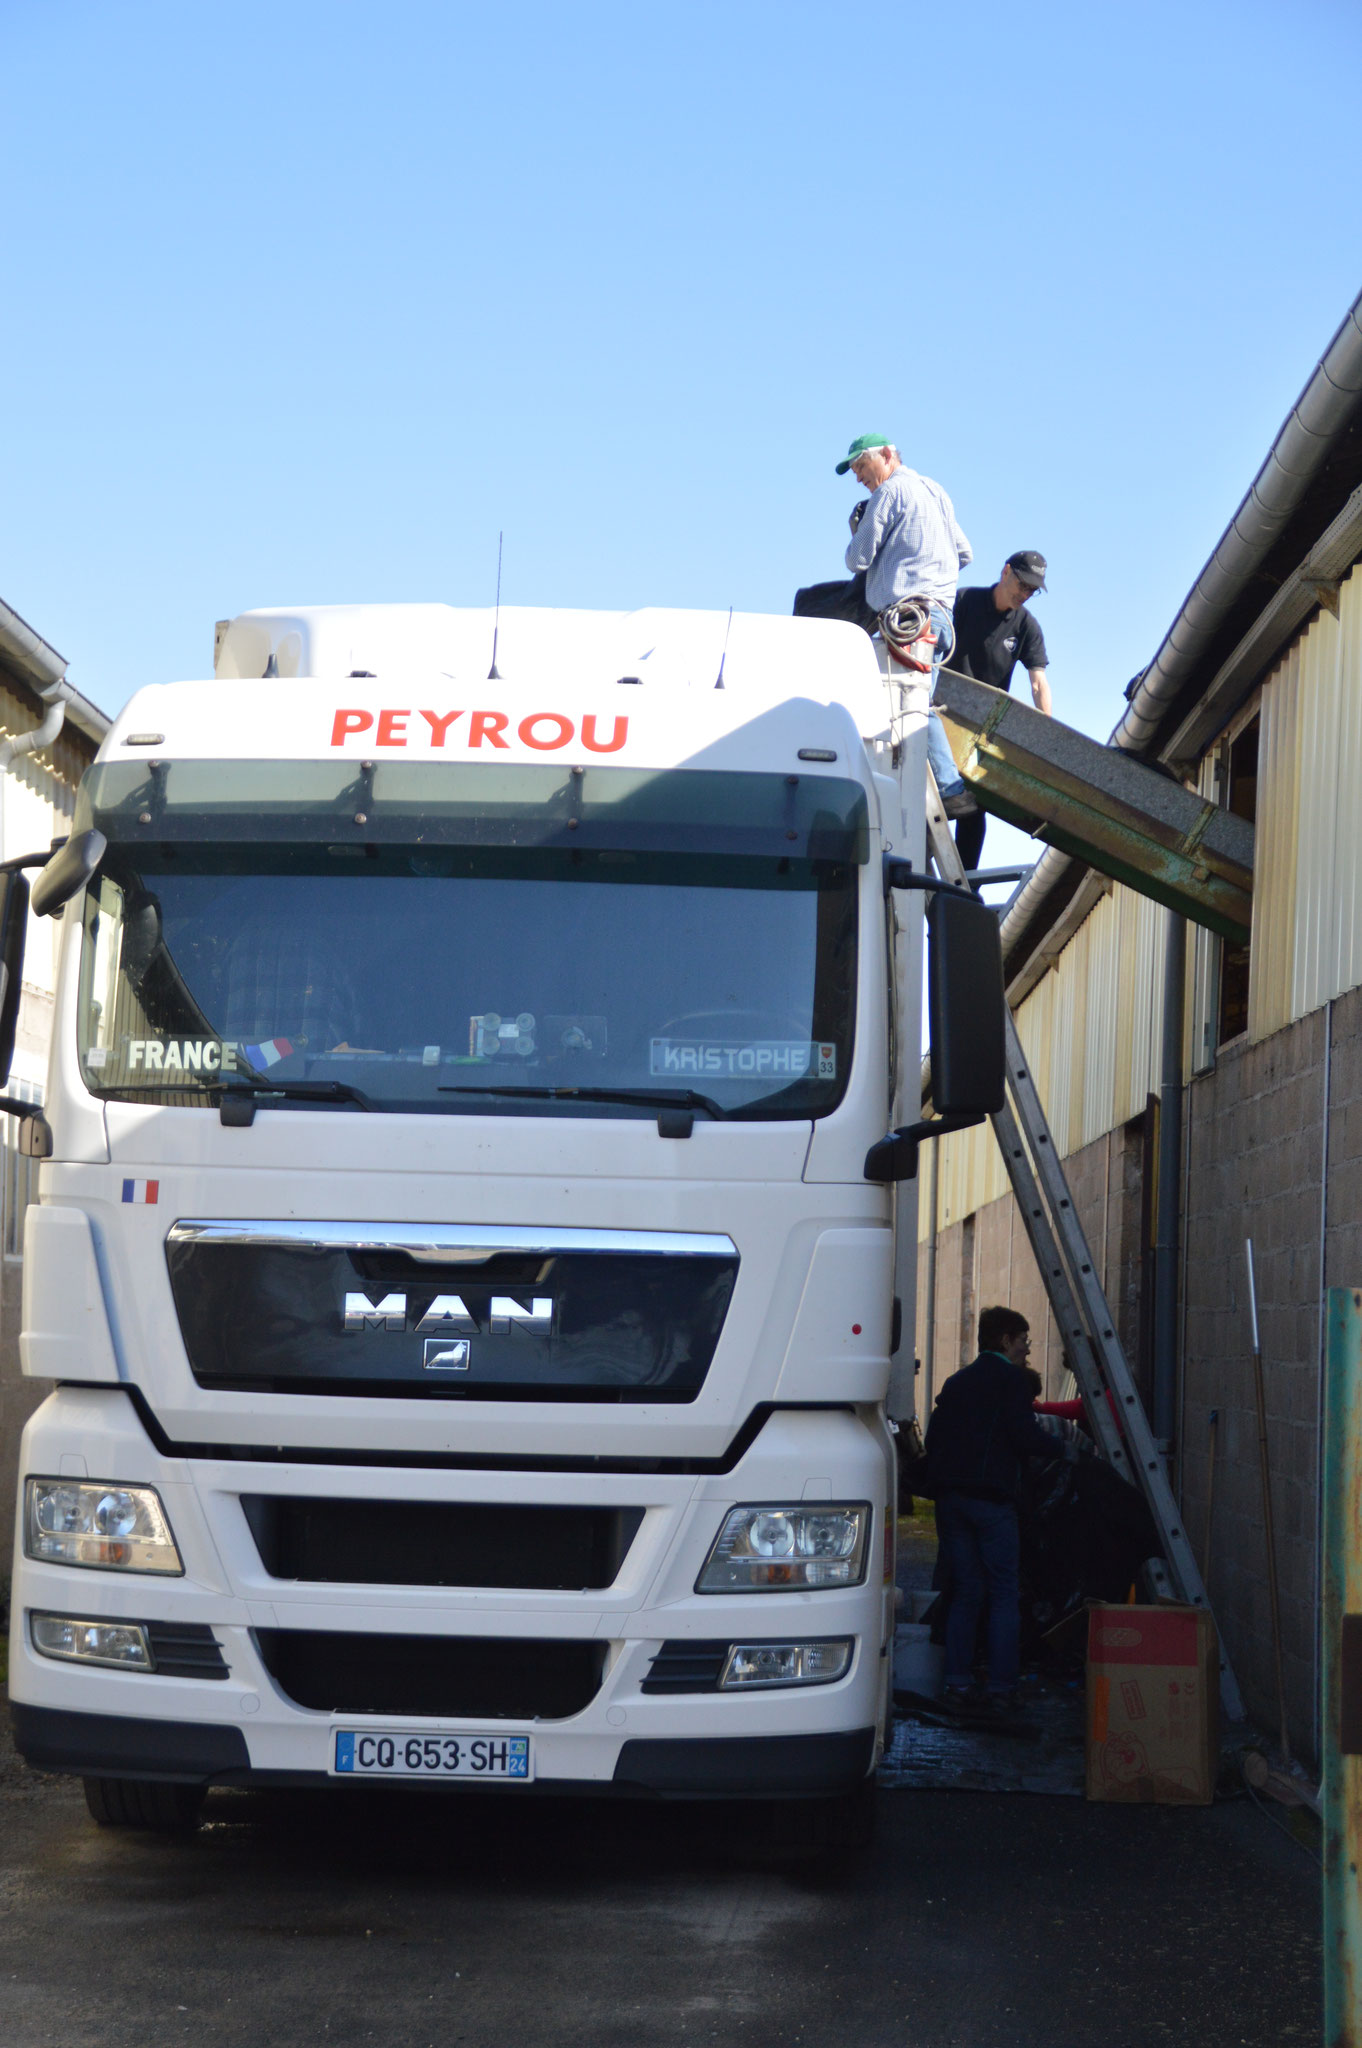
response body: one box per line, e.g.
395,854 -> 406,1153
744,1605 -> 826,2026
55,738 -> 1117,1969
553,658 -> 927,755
948,551 -> 1052,872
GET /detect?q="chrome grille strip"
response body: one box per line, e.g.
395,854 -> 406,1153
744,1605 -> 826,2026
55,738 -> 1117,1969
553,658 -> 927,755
166,1220 -> 736,1261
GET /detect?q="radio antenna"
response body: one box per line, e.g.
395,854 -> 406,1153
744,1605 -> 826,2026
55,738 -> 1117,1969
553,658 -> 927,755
488,531 -> 504,680
714,605 -> 733,690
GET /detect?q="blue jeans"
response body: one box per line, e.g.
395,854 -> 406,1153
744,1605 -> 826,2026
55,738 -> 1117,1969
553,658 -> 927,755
936,1490 -> 1021,1693
924,604 -> 963,796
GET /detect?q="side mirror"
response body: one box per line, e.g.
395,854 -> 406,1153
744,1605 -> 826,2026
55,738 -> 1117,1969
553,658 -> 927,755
31,829 -> 106,919
0,869 -> 30,1088
926,889 -> 1006,1117
865,868 -> 1007,1183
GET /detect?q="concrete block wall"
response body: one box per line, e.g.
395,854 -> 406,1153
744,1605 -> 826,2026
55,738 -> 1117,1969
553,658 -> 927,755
916,1121 -> 1144,1411
1177,1007 -> 1326,1758
916,996 -> 1349,1764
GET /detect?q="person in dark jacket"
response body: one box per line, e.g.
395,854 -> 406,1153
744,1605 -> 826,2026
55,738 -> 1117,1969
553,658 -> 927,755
925,1305 -> 1060,1711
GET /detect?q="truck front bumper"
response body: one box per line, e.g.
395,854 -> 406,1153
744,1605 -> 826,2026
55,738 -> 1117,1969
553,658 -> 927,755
9,1390 -> 893,1799
10,1702 -> 875,1798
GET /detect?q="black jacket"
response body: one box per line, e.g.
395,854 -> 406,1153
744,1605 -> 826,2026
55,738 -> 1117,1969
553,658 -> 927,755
925,1351 -> 1061,1503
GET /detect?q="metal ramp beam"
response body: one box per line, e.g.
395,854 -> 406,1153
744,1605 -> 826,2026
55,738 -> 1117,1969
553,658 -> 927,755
924,769 -> 1246,1723
932,668 -> 1254,943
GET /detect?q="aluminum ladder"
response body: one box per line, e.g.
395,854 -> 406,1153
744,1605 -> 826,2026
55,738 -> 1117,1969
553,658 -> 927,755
925,769 -> 1246,1722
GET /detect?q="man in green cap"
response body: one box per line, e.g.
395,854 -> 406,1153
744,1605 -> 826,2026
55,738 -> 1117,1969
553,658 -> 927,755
794,435 -> 975,813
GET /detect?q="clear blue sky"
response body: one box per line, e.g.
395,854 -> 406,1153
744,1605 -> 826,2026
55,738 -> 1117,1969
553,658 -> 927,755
5,0 -> 1361,764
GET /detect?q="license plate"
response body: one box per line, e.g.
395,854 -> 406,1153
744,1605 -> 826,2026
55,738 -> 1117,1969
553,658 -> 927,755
332,1730 -> 532,1780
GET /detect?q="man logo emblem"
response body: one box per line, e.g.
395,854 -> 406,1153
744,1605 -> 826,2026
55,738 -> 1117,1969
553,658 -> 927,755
423,1338 -> 471,1371
344,1291 -> 552,1335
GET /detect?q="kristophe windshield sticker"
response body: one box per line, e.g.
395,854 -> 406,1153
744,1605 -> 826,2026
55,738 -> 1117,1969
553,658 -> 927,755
649,1039 -> 835,1080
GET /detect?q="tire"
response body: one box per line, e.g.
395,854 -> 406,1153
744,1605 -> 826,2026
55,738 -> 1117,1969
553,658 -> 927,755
82,1777 -> 206,1833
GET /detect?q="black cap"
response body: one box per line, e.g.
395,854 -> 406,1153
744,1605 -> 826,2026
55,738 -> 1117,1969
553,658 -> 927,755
1007,550 -> 1047,592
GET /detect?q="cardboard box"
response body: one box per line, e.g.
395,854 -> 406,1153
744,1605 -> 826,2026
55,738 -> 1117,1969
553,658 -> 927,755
1085,1603 -> 1219,1805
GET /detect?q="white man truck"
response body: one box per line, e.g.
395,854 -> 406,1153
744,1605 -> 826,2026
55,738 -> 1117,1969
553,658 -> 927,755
3,604 -> 1003,1839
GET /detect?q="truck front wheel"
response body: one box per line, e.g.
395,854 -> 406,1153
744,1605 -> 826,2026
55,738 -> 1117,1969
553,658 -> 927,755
82,1777 -> 206,1833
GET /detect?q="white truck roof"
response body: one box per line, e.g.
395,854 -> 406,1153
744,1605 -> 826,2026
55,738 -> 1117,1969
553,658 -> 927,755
213,603 -> 881,704
103,604 -> 895,775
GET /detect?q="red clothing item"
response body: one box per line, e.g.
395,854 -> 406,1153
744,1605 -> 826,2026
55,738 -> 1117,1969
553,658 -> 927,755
1034,1391 -> 1123,1440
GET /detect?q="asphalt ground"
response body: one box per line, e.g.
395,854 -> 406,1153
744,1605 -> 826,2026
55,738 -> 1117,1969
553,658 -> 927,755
0,1687 -> 1322,2048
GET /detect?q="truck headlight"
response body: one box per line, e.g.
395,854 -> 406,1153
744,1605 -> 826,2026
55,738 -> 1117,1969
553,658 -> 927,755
24,1478 -> 183,1574
31,1613 -> 154,1670
696,1504 -> 869,1592
721,1639 -> 854,1688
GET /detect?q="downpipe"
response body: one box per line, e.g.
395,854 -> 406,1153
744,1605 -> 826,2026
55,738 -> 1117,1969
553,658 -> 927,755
0,675 -> 73,774
1152,911 -> 1186,1454
0,600 -> 72,769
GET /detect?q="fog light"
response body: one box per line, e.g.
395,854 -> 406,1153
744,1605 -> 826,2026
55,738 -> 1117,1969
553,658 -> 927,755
696,1505 -> 869,1591
31,1612 -> 153,1670
721,1639 -> 854,1688
25,1478 -> 183,1574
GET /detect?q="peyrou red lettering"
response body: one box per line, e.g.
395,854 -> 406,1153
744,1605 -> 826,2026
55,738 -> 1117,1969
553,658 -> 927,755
329,708 -> 628,753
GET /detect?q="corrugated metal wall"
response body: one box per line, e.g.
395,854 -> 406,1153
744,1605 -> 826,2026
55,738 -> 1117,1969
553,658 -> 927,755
930,879 -> 1171,1234
1252,564 -> 1362,1038
935,1102 -> 1005,1229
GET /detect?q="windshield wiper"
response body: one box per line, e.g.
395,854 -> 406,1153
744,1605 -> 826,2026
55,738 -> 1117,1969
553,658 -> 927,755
215,1076 -> 377,1123
87,1079 -> 219,1095
243,1077 -> 376,1107
87,1075 -> 377,1124
87,1076 -> 375,1105
436,1082 -> 726,1126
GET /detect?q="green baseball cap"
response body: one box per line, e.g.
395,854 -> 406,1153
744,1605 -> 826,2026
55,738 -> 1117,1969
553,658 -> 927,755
835,432 -> 894,475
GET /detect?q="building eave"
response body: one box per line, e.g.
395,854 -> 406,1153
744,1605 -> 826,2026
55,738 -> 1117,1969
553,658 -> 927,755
0,598 -> 111,755
1000,283 -> 1362,986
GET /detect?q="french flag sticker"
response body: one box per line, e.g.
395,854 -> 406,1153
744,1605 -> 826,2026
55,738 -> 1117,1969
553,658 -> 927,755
122,1179 -> 159,1205
245,1036 -> 293,1069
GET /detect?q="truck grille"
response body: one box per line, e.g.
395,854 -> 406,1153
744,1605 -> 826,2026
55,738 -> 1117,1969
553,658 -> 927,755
242,1496 -> 642,1591
254,1629 -> 605,1719
166,1222 -> 738,1402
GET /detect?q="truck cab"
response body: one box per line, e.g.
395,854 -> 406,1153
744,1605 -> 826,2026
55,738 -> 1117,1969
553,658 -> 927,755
5,604 -> 992,1836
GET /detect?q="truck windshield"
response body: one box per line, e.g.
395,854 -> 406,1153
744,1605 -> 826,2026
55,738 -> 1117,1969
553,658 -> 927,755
73,761 -> 865,1121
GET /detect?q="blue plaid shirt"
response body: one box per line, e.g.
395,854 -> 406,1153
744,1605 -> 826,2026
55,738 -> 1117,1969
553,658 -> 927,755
845,466 -> 972,611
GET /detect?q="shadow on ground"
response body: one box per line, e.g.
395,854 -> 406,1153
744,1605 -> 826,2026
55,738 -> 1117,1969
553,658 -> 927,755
0,1681 -> 1324,2048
